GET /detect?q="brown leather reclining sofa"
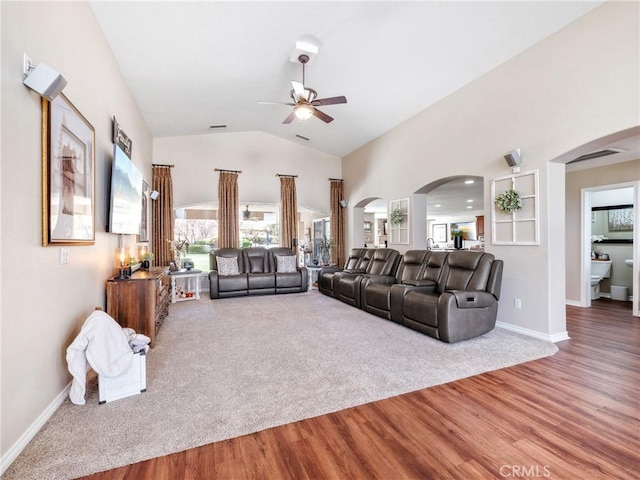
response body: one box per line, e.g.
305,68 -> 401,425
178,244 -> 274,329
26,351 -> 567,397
319,248 -> 503,343
209,247 -> 308,298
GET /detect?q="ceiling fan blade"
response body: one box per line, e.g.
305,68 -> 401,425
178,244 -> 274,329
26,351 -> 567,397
291,81 -> 307,100
283,111 -> 297,124
312,96 -> 347,106
259,101 -> 296,106
312,108 -> 334,123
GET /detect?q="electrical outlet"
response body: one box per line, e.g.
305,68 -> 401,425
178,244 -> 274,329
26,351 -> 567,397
23,53 -> 32,75
514,298 -> 522,309
59,248 -> 69,264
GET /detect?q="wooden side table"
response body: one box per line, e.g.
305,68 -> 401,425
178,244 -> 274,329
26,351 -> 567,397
170,269 -> 202,303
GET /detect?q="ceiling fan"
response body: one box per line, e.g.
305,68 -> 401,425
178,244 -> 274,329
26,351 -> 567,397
260,54 -> 347,124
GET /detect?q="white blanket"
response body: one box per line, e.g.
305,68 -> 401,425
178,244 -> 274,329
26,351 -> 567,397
66,310 -> 134,405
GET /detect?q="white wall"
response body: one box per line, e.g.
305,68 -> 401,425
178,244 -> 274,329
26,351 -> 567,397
154,131 -> 341,214
342,2 -> 639,339
1,2 -> 152,468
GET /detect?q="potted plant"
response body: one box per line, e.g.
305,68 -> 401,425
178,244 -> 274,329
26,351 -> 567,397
451,226 -> 465,249
141,251 -> 154,269
168,238 -> 190,267
318,237 -> 334,265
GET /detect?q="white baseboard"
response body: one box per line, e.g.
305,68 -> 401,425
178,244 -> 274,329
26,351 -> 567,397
0,383 -> 71,476
565,299 -> 585,307
497,322 -> 570,343
565,296 -> 634,305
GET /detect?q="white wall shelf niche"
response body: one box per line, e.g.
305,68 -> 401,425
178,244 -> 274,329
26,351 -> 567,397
491,170 -> 539,245
389,198 -> 410,245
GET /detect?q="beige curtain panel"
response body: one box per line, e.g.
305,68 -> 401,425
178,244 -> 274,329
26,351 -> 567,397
152,165 -> 174,267
218,171 -> 239,248
279,176 -> 298,249
330,179 -> 346,267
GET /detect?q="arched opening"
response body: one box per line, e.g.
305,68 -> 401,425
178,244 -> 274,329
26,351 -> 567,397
415,175 -> 485,250
551,126 -> 639,318
352,197 -> 388,249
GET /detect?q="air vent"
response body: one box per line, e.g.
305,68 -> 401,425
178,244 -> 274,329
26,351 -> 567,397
209,125 -> 227,129
568,148 -> 624,164
295,134 -> 310,142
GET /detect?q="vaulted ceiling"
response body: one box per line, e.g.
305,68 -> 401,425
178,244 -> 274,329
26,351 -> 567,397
91,1 -> 603,158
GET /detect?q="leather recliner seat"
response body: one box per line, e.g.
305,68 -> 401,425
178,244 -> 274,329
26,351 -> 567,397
362,249 -> 430,320
244,247 -> 276,295
271,247 -> 309,294
392,251 -> 503,343
388,251 -> 449,323
317,248 -> 368,297
333,248 -> 400,308
209,248 -> 248,298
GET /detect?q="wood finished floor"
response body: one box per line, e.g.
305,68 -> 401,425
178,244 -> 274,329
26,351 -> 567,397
81,299 -> 639,480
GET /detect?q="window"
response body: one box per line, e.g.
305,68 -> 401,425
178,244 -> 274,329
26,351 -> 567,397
173,203 -> 328,270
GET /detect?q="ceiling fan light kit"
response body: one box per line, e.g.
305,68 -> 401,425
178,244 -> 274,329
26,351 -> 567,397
261,52 -> 347,124
294,103 -> 314,120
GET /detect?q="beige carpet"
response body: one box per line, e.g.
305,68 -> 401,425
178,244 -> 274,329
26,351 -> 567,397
4,291 -> 558,479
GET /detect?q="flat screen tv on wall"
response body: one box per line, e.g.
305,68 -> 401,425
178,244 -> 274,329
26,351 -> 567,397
108,144 -> 143,235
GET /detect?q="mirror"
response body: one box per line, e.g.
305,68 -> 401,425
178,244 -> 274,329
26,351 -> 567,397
591,204 -> 633,243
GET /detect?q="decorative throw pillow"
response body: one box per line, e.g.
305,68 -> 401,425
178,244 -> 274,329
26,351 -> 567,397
276,255 -> 297,273
217,256 -> 239,276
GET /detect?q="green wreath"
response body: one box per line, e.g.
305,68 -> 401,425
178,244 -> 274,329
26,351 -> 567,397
389,207 -> 404,225
495,189 -> 523,214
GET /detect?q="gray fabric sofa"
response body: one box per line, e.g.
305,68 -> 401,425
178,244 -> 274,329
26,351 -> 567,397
209,247 -> 308,298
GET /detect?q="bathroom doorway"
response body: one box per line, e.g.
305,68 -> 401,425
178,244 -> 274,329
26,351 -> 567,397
582,184 -> 636,311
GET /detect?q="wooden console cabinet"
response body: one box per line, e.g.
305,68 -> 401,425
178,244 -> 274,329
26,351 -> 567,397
106,267 -> 170,347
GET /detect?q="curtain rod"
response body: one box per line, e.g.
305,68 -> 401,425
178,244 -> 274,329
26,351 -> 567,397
214,168 -> 242,174
276,174 -> 298,178
329,178 -> 343,182
152,163 -> 174,168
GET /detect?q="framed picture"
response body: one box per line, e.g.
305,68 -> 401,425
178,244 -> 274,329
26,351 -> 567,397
42,94 -> 95,245
608,207 -> 633,232
364,221 -> 372,231
138,181 -> 150,243
456,221 -> 477,241
432,223 -> 447,243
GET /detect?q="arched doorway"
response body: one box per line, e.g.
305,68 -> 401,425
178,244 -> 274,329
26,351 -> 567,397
415,175 -> 484,250
352,197 -> 388,249
551,126 -> 639,317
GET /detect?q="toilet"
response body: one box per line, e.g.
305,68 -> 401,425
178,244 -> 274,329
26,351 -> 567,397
590,260 -> 612,300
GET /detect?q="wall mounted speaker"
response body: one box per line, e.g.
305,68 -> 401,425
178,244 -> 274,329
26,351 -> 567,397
503,149 -> 522,167
339,200 -> 348,208
23,63 -> 67,101
150,190 -> 160,200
